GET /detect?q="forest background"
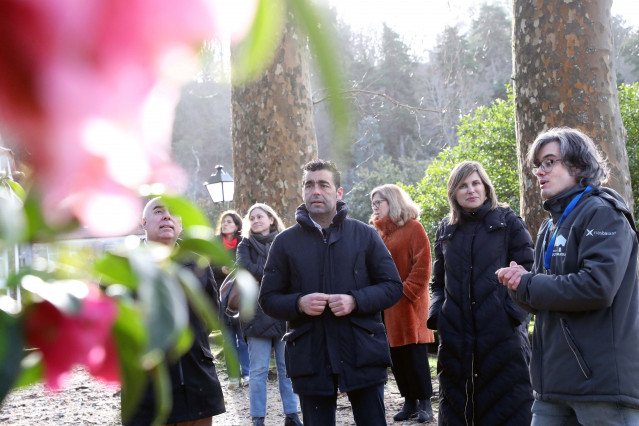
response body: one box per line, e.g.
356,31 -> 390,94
173,1 -> 639,234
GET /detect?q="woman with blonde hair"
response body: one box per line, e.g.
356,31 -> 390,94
236,203 -> 302,426
370,184 -> 434,423
427,161 -> 534,425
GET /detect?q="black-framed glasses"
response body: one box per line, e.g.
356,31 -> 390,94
532,158 -> 563,174
371,199 -> 387,208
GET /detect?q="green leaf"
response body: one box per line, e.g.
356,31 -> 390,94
94,253 -> 138,290
114,301 -> 148,421
0,311 -> 24,401
176,267 -> 221,334
160,195 -> 212,229
231,0 -> 286,83
13,351 -> 43,388
150,363 -> 172,426
129,252 -> 188,353
3,179 -> 26,201
175,237 -> 232,268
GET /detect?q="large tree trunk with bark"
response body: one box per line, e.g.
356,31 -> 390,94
231,15 -> 318,226
512,0 -> 633,234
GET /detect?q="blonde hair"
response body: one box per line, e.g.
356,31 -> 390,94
447,161 -> 505,225
370,184 -> 419,227
243,203 -> 285,237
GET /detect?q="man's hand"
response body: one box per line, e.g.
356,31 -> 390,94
496,261 -> 528,291
328,294 -> 356,317
299,293 -> 330,316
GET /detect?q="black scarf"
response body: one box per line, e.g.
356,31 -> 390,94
248,231 -> 278,265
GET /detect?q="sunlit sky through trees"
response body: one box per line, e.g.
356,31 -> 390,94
325,0 -> 639,53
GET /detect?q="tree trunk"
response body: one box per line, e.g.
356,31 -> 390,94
231,15 -> 318,226
512,0 -> 633,234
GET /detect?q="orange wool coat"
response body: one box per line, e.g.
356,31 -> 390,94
373,217 -> 434,347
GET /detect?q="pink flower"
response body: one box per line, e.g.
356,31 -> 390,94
24,284 -> 120,389
0,0 -> 256,236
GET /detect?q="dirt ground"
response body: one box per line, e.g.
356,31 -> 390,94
0,352 -> 439,425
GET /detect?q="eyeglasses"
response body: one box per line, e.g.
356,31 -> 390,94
532,158 -> 563,174
371,199 -> 387,208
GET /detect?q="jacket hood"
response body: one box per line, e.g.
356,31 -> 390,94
295,200 -> 349,229
544,184 -> 635,232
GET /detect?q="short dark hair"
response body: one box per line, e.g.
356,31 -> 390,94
302,159 -> 341,188
527,127 -> 609,187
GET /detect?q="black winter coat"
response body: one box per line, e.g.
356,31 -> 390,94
427,202 -> 534,426
260,202 -> 403,396
124,259 -> 225,425
236,234 -> 286,339
512,185 -> 639,408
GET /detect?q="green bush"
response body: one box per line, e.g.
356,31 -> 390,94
406,84 -> 639,236
619,83 -> 639,225
404,90 -> 517,238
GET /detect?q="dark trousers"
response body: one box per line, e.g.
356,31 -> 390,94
299,379 -> 386,426
390,343 -> 432,400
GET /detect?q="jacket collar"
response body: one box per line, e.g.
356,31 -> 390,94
460,199 -> 492,223
441,202 -> 506,239
373,216 -> 398,238
296,200 -> 349,230
543,183 -> 590,222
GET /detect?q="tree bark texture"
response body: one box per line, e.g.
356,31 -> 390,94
512,0 -> 633,234
231,14 -> 318,226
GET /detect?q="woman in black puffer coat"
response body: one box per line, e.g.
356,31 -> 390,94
236,203 -> 302,426
427,161 -> 534,425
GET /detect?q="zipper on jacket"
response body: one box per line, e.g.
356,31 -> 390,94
560,318 -> 592,379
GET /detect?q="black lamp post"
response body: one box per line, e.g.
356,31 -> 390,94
204,165 -> 234,203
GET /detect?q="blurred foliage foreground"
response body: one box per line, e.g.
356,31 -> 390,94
0,0 -> 344,424
0,189 -> 260,423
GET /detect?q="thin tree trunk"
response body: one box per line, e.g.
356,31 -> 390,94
512,0 -> 633,234
231,14 -> 318,225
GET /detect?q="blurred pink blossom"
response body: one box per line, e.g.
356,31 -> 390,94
23,284 -> 120,389
0,0 -> 257,236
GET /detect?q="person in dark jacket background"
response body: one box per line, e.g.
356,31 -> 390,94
370,184 -> 434,423
236,203 -> 302,426
124,196 -> 225,426
428,161 -> 534,425
497,127 -> 639,426
260,159 -> 403,426
213,210 -> 249,388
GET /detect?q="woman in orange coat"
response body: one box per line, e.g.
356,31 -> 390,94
370,184 -> 434,423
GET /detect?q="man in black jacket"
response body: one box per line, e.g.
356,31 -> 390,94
260,160 -> 403,426
124,197 -> 225,426
497,128 -> 639,425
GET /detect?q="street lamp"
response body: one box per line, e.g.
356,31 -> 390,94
204,165 -> 234,203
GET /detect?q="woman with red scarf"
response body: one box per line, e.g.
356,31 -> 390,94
214,210 -> 249,388
370,184 -> 434,423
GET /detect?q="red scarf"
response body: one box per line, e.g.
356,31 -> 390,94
222,237 -> 237,250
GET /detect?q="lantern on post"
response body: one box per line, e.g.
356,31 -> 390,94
203,165 -> 234,203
